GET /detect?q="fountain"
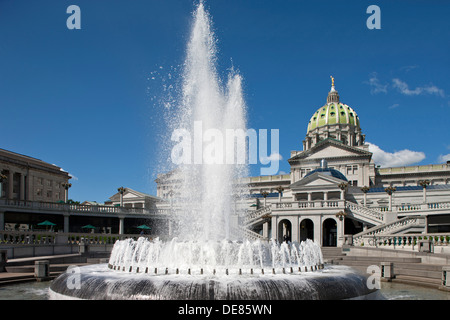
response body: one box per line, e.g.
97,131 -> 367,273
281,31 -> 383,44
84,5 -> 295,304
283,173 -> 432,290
49,1 -> 379,300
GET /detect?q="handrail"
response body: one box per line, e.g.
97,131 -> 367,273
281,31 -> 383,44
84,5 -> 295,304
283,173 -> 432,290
352,216 -> 425,243
345,201 -> 384,222
244,205 -> 272,225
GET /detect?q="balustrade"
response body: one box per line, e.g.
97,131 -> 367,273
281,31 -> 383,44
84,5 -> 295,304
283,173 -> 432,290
0,199 -> 168,216
353,233 -> 450,249
273,200 -> 345,210
0,231 -> 148,246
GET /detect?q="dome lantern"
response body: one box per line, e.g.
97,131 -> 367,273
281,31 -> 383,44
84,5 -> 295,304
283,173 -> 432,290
327,76 -> 340,103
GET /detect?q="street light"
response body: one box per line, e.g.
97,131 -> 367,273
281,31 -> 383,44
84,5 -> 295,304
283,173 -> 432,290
275,186 -> 284,203
335,210 -> 347,221
384,186 -> 396,211
360,186 -> 370,207
62,182 -> 72,203
418,180 -> 430,203
338,182 -> 348,200
118,187 -> 126,207
261,190 -> 269,207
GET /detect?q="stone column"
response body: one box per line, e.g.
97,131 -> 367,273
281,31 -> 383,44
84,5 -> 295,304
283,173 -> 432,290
20,174 -> 25,201
63,214 -> 70,233
119,217 -> 125,234
271,215 -> 278,241
0,211 -> 4,231
314,216 -> 322,246
292,216 -> 299,243
263,221 -> 269,239
26,174 -> 33,201
323,191 -> 328,201
8,171 -> 13,200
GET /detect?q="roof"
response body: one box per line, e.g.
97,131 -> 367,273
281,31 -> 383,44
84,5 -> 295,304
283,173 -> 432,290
109,187 -> 161,201
307,102 -> 360,133
304,167 -> 348,181
367,184 -> 450,193
0,147 -> 70,177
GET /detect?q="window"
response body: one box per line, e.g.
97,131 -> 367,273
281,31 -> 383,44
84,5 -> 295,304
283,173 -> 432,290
346,165 -> 358,175
47,190 -> 52,198
36,188 -> 42,196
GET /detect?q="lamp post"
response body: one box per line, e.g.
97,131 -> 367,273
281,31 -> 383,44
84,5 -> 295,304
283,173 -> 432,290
418,180 -> 430,203
338,182 -> 348,200
261,190 -> 269,207
62,182 -> 72,203
275,186 -> 284,203
384,186 -> 396,211
117,187 -> 126,207
361,186 -> 370,207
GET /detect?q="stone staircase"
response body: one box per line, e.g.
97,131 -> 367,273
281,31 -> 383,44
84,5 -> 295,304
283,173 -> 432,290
0,253 -> 110,286
352,216 -> 426,246
325,247 -> 448,289
321,247 -> 346,264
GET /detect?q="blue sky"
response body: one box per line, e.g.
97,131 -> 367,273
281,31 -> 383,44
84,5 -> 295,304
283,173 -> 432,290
1,0 -> 449,203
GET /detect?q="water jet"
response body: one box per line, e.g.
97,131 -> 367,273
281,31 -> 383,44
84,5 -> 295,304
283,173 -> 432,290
49,2 -> 378,300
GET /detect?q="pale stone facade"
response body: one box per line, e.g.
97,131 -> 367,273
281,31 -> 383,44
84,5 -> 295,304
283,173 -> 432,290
0,148 -> 71,202
156,81 -> 450,247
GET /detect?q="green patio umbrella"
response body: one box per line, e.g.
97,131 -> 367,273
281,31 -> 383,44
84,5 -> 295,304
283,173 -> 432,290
82,224 -> 96,229
37,220 -> 56,231
136,225 -> 151,230
37,220 -> 56,226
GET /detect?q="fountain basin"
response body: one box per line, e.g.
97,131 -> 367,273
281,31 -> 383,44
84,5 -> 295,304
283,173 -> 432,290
49,264 -> 379,300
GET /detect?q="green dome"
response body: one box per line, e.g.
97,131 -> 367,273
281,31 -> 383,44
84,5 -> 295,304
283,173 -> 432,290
307,102 -> 360,133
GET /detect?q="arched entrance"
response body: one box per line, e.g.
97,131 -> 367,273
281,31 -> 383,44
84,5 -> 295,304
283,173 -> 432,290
278,219 -> 292,243
299,219 -> 314,242
322,218 -> 337,247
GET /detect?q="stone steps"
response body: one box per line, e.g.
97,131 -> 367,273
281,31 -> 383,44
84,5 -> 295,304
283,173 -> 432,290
393,275 -> 443,288
326,248 -> 448,289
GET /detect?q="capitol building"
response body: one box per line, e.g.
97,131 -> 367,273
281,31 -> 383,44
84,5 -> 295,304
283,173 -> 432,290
157,79 -> 450,248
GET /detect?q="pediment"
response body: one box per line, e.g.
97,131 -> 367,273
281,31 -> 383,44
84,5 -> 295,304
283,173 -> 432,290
290,172 -> 345,191
289,139 -> 371,163
123,192 -> 140,199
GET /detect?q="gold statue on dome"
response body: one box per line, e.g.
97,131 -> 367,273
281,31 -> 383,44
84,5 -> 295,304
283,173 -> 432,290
330,75 -> 335,87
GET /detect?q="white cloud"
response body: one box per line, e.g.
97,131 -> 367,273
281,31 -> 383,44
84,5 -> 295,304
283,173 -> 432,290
366,72 -> 388,94
438,154 -> 450,163
260,152 -> 283,163
392,78 -> 445,97
367,142 -> 426,167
